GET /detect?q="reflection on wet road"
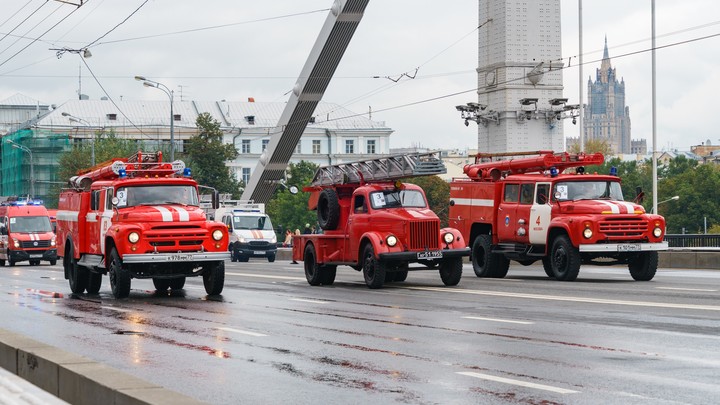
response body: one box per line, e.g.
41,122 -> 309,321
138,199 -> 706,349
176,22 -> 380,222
1,261 -> 719,404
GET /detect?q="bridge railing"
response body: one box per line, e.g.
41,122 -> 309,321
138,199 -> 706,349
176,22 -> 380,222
665,234 -> 720,248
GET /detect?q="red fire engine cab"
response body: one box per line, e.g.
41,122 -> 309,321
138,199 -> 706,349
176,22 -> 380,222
292,153 -> 470,288
449,151 -> 668,281
56,151 -> 230,298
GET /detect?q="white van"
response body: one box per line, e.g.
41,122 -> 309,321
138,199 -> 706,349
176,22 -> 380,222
216,203 -> 277,262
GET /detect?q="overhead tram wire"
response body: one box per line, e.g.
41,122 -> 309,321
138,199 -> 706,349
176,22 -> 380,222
287,30 -> 720,131
0,0 -> 50,45
0,2 -> 83,69
0,2 -> 64,58
82,0 -> 148,49
0,0 -> 36,31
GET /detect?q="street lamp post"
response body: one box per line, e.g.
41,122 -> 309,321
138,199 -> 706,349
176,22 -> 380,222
134,75 -> 175,161
5,139 -> 34,198
651,195 -> 679,213
62,112 -> 95,166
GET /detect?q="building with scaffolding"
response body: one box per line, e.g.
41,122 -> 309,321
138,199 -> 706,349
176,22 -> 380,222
0,97 -> 392,205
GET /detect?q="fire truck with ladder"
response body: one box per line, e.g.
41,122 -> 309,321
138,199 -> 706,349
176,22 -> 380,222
449,150 -> 668,281
56,151 -> 230,298
292,152 -> 470,288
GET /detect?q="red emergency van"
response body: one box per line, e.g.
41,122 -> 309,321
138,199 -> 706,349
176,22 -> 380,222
0,200 -> 57,266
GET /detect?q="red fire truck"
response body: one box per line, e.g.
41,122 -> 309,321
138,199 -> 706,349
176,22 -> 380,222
0,199 -> 57,266
449,151 -> 668,281
292,153 -> 470,288
56,151 -> 230,298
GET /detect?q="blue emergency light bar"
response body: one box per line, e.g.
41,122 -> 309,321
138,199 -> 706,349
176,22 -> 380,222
1,199 -> 44,206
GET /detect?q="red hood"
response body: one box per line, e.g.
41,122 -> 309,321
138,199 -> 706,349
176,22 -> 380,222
118,205 -> 207,222
12,231 -> 55,240
559,200 -> 644,215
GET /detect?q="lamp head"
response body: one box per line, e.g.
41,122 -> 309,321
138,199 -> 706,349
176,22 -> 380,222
134,75 -> 146,81
61,112 -> 70,117
82,49 -> 92,58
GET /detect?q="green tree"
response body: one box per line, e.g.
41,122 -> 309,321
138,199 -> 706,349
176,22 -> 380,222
567,138 -> 613,156
266,161 -> 319,234
48,129 -> 139,207
186,112 -> 241,197
658,163 -> 720,234
406,175 -> 450,227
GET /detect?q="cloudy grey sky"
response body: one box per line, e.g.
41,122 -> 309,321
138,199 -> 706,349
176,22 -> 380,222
1,0 -> 718,152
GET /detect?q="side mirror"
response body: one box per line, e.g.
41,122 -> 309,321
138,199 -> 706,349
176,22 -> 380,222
212,190 -> 220,209
634,187 -> 645,204
227,224 -> 233,232
111,197 -> 119,206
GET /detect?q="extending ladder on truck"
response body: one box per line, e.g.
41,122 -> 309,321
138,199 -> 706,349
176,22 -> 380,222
310,152 -> 447,187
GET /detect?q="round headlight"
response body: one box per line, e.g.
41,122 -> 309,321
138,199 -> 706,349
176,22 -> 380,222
653,227 -> 662,238
443,232 -> 454,244
582,227 -> 593,239
128,232 -> 140,244
12,239 -> 20,248
212,229 -> 224,241
386,235 -> 397,247
51,237 -> 57,247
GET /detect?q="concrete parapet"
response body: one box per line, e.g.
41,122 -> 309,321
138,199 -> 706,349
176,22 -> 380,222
0,329 -> 206,405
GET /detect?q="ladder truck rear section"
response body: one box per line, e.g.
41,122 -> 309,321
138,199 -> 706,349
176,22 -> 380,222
449,150 -> 668,281
292,152 -> 470,289
56,151 -> 230,298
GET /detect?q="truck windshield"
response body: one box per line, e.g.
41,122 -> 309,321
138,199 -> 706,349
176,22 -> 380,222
233,215 -> 273,230
115,185 -> 199,207
9,216 -> 52,233
554,181 -> 624,201
369,189 -> 426,209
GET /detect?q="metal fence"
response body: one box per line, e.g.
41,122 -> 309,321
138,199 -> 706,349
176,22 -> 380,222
665,234 -> 720,248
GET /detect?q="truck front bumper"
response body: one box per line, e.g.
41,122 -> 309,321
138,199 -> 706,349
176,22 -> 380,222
232,242 -> 277,258
122,251 -> 230,264
379,247 -> 470,263
10,249 -> 57,262
579,242 -> 668,253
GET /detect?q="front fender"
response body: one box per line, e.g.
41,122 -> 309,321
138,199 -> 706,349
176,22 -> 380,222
440,227 -> 467,248
359,232 -> 397,259
548,218 -> 578,246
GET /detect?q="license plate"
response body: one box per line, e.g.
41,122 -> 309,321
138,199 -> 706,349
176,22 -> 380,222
617,244 -> 641,252
30,254 -> 43,258
417,251 -> 443,260
168,254 -> 192,261
253,251 -> 264,255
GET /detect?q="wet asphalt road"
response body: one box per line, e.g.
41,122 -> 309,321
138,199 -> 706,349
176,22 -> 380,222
1,260 -> 719,405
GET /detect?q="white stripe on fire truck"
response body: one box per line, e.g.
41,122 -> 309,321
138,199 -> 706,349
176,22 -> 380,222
153,206 -> 174,222
596,200 -> 620,214
450,198 -> 494,207
617,201 -> 636,214
57,210 -> 79,222
173,206 -> 190,221
85,213 -> 98,223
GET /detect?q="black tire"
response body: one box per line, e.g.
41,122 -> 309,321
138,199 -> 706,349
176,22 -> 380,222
0,259 -> 4,266
268,254 -> 276,263
66,251 -> 87,294
8,256 -> 15,266
361,244 -> 385,289
49,260 -> 57,266
304,243 -> 323,286
629,252 -> 658,281
108,247 -> 131,298
549,235 -> 581,281
230,249 -> 237,262
384,272 -> 396,283
317,188 -> 340,230
320,265 -> 337,285
153,278 -> 171,291
238,255 -> 249,263
30,260 -> 40,266
86,271 -> 102,294
169,277 -> 186,290
542,257 -> 555,278
471,234 -> 509,278
203,261 -> 225,295
439,257 -> 463,286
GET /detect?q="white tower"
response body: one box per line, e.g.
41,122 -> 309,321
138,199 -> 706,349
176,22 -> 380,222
476,0 -> 565,153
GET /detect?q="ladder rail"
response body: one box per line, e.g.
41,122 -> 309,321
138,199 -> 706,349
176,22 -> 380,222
310,152 -> 447,187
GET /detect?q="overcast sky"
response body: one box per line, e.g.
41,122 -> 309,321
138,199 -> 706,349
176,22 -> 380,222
1,0 -> 718,152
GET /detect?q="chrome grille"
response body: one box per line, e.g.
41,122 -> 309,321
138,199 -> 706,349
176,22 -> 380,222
409,221 -> 439,250
145,226 -> 208,250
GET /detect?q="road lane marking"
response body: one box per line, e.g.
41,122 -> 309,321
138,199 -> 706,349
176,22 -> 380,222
457,371 -> 579,394
462,316 -> 534,325
405,286 -> 720,312
217,327 -> 267,337
290,298 -> 329,304
101,306 -> 131,313
226,272 -> 305,281
655,287 -> 717,292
